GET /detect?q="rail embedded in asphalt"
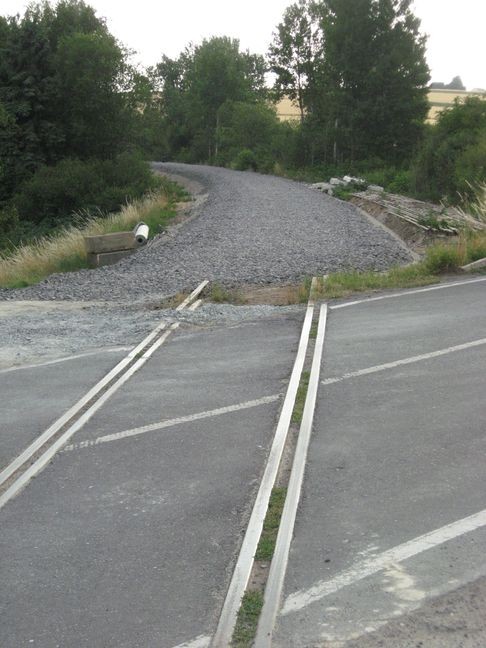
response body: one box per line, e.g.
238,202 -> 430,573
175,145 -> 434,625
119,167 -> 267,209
0,280 -> 208,510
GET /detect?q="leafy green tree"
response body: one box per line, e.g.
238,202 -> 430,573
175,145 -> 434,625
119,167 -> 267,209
155,37 -> 267,161
317,0 -> 430,164
413,98 -> 486,202
0,0 -> 136,205
268,0 -> 323,122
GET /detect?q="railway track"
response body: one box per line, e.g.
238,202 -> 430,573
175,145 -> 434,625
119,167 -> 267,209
1,275 -> 485,647
0,280 -> 208,509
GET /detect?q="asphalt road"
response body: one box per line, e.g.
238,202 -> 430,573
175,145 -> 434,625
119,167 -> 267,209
273,279 -> 486,646
0,350 -> 128,471
0,312 -> 302,648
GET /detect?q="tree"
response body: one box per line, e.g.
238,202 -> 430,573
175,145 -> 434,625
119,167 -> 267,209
413,97 -> 486,202
268,0 -> 323,122
0,0 -> 135,204
155,37 -> 267,161
317,0 -> 430,164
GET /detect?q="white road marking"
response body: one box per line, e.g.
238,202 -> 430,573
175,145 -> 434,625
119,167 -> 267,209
330,276 -> 486,310
322,337 -> 486,385
211,301 -> 316,647
281,507 -> 486,616
62,395 -> 281,452
255,304 -> 328,646
0,347 -> 131,374
171,635 -> 211,648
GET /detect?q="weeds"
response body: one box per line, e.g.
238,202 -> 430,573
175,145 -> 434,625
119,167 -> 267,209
255,488 -> 287,561
231,591 -> 264,647
292,371 -> 310,424
207,283 -> 248,304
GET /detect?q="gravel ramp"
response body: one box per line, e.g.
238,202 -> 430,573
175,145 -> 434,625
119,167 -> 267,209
0,163 -> 412,302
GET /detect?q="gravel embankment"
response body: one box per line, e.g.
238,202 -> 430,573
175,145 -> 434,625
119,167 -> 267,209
0,163 -> 413,302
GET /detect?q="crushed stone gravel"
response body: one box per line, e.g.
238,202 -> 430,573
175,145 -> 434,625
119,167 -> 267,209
0,163 -> 413,302
0,301 -> 302,369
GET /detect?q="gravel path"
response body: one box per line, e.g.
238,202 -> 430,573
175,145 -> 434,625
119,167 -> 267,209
0,163 -> 413,302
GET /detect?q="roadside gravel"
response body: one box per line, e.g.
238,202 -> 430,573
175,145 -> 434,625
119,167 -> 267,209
0,163 -> 412,302
0,301 -> 301,369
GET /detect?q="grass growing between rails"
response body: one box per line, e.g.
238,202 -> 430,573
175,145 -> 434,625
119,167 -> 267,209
0,181 -> 187,289
291,371 -> 310,424
231,590 -> 264,648
255,488 -> 287,561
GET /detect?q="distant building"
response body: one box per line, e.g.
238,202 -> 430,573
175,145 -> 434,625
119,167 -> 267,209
427,88 -> 486,122
275,88 -> 486,125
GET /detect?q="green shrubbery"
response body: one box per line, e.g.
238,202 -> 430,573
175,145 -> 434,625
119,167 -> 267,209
412,98 -> 486,203
0,153 -> 159,252
14,153 -> 159,226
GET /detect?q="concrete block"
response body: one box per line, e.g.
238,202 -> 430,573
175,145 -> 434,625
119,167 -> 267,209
460,257 -> 486,272
84,231 -> 136,254
87,249 -> 136,268
330,177 -> 346,186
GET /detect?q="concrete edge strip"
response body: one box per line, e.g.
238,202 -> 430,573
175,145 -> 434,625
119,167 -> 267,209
322,337 -> 486,385
330,276 -> 486,310
0,281 -> 208,505
210,301 -> 315,647
0,347 -> 133,375
62,395 -> 281,453
171,635 -> 211,648
281,507 -> 486,616
255,303 -> 328,646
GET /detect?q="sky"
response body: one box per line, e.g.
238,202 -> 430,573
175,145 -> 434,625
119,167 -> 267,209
2,0 -> 485,90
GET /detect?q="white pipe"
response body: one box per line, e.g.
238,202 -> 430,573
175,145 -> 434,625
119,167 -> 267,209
134,222 -> 149,245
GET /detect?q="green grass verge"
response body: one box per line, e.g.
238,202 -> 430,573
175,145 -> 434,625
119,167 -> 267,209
231,591 -> 264,648
305,230 -> 486,301
255,487 -> 287,561
291,371 -> 310,424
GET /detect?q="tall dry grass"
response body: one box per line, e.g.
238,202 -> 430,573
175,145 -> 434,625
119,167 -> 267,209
0,192 -> 170,289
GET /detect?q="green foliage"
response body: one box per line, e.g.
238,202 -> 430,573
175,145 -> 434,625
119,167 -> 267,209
413,98 -> 486,203
231,149 -> 258,171
0,0 -> 141,208
14,153 -> 159,226
316,0 -> 430,164
268,0 -> 323,121
154,37 -> 267,162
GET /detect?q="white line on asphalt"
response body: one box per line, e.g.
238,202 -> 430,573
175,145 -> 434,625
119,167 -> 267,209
281,507 -> 486,616
211,301 -> 316,647
330,276 -> 486,310
255,304 -> 328,647
0,281 -> 208,508
171,635 -> 211,648
62,395 -> 281,452
0,347 -> 132,374
322,337 -> 486,385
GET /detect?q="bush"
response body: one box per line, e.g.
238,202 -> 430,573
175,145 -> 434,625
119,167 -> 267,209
412,98 -> 486,203
232,149 -> 258,171
14,153 -> 159,226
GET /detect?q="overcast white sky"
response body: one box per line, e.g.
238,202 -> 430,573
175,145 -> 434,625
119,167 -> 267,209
2,0 -> 485,90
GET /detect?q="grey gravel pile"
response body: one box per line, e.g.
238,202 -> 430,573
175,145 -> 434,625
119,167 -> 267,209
0,163 -> 413,302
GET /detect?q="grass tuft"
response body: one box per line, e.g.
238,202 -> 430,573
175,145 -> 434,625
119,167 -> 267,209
255,488 -> 287,561
231,591 -> 264,648
292,371 -> 310,424
207,283 -> 248,304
